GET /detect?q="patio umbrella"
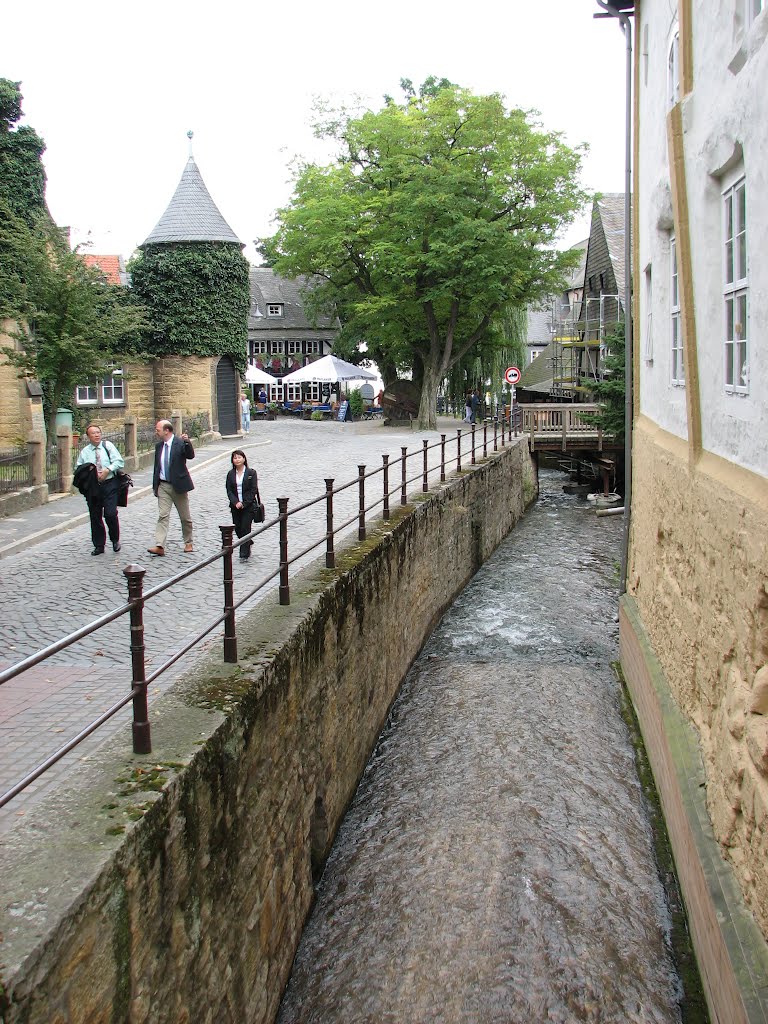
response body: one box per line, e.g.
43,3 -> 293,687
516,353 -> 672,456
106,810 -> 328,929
244,364 -> 276,384
280,354 -> 377,384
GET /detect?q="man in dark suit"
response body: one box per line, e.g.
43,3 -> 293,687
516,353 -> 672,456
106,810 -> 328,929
147,419 -> 196,556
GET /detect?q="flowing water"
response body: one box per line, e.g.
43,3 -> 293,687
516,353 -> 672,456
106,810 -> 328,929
277,469 -> 683,1023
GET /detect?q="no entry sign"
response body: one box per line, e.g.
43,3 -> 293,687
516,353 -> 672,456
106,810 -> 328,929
504,366 -> 521,385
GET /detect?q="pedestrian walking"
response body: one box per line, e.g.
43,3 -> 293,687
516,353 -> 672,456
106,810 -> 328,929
471,388 -> 481,424
147,419 -> 195,556
240,392 -> 251,432
464,393 -> 473,423
73,424 -> 124,555
225,449 -> 261,560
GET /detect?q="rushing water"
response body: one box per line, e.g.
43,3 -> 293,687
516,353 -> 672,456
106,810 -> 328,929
277,469 -> 683,1023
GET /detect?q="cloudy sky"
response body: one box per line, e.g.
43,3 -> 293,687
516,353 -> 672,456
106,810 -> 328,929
3,0 -> 628,263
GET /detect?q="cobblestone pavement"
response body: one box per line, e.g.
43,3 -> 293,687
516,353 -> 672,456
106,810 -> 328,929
0,416 -> 481,832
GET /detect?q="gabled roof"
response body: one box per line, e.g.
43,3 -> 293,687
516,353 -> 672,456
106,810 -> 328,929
249,268 -> 338,331
142,156 -> 241,246
517,339 -> 558,393
593,194 -> 626,298
81,254 -> 128,286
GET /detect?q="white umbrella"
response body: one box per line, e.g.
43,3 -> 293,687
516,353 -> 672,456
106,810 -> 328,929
244,364 -> 276,384
280,354 -> 377,384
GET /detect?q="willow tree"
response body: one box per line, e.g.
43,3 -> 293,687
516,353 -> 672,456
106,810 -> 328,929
263,78 -> 588,428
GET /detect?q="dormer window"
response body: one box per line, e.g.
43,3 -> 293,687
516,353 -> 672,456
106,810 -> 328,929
267,303 -> 284,317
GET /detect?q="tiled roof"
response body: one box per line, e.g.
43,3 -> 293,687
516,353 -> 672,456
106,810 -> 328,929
517,339 -> 557,393
249,268 -> 338,331
81,254 -> 128,286
142,157 -> 241,246
526,305 -> 552,346
595,194 -> 626,298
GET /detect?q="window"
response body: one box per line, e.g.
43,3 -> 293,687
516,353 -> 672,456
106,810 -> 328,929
285,383 -> 303,402
305,340 -> 321,354
668,30 -> 680,106
723,177 -> 748,392
267,304 -> 283,317
252,340 -> 268,355
670,238 -> 684,384
76,383 -> 98,405
101,368 -> 124,404
644,265 -> 653,362
270,382 -> 284,402
269,341 -> 284,355
287,340 -> 302,355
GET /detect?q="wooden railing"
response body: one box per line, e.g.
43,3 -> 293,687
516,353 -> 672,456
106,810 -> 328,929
518,404 -> 607,451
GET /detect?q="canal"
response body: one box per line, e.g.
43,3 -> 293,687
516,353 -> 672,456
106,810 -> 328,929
276,468 -> 687,1023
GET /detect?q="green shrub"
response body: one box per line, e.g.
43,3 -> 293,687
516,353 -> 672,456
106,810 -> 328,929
348,389 -> 365,418
310,410 -> 324,421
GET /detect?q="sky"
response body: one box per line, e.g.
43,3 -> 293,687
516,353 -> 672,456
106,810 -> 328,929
3,0 -> 629,264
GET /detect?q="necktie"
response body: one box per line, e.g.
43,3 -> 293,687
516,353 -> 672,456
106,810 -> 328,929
95,446 -> 102,471
162,443 -> 170,480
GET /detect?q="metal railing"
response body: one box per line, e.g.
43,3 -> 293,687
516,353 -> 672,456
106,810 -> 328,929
0,420 -> 516,808
0,445 -> 30,494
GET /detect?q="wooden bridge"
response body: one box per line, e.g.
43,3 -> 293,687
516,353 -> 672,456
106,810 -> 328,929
514,403 -> 619,453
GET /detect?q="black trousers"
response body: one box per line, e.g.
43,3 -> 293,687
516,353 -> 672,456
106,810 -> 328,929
87,477 -> 120,549
231,504 -> 255,557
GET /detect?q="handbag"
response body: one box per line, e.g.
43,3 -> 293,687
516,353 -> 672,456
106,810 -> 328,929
116,470 -> 133,508
253,474 -> 265,522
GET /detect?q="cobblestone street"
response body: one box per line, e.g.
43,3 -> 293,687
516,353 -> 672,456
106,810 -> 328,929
0,417 -> 471,831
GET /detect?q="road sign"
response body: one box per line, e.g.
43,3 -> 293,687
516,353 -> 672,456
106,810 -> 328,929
504,366 -> 521,385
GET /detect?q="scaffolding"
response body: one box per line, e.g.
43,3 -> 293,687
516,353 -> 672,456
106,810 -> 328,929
548,294 -> 623,400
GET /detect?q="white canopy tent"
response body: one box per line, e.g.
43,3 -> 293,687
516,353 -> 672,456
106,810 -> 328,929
244,364 -> 276,385
280,355 -> 377,385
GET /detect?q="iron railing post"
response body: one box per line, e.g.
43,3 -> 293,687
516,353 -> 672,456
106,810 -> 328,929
483,420 -> 488,459
219,524 -> 237,663
422,440 -> 429,491
501,414 -> 506,447
457,429 -> 462,473
401,447 -> 408,505
358,465 -> 366,541
382,457 -> 390,520
471,424 -> 476,465
124,564 -> 151,755
493,418 -> 498,452
325,478 -> 335,567
278,497 -> 290,605
440,435 -> 446,482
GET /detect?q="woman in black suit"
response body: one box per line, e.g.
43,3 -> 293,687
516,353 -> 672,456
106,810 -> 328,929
225,449 -> 260,559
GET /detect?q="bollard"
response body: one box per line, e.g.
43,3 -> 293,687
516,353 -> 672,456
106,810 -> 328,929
124,564 -> 151,754
440,435 -> 446,482
278,497 -> 290,605
325,478 -> 335,567
401,447 -> 408,505
219,524 -> 237,663
382,457 -> 390,521
358,465 -> 366,541
422,440 -> 429,492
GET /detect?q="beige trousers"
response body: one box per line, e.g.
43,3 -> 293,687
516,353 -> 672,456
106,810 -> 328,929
155,482 -> 193,546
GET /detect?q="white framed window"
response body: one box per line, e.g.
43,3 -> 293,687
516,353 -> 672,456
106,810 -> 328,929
305,340 -> 321,354
101,367 -> 124,404
76,383 -> 98,405
287,340 -> 302,355
644,264 -> 653,362
267,303 -> 283,317
670,238 -> 684,385
305,383 -> 321,402
668,30 -> 680,106
723,176 -> 748,393
285,383 -> 303,402
269,340 -> 284,355
252,340 -> 268,355
269,382 -> 284,402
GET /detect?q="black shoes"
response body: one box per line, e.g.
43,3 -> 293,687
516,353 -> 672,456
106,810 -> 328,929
91,547 -> 104,556
113,541 -> 121,552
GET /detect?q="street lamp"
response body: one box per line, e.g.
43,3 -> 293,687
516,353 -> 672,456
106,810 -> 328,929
595,0 -> 635,594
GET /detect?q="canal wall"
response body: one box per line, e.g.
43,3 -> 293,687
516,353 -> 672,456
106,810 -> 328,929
621,417 -> 768,1024
0,438 -> 536,1024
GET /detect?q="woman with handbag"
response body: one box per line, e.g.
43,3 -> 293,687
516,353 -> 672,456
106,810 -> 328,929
225,449 -> 262,560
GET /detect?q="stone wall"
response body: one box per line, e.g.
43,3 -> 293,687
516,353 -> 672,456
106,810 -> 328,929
622,416 -> 768,1021
151,356 -> 215,424
0,320 -> 39,447
0,439 -> 536,1024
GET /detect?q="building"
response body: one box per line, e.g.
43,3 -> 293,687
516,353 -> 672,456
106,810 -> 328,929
620,2 -> 768,1019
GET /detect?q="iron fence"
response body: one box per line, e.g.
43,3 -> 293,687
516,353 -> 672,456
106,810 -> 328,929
0,419 -> 515,808
0,445 -> 30,494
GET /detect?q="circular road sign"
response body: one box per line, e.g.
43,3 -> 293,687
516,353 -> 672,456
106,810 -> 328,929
504,366 -> 521,385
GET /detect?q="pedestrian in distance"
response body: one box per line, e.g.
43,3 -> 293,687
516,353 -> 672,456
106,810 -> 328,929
147,419 -> 195,556
464,393 -> 473,423
225,449 -> 262,560
240,391 -> 251,433
257,387 -> 267,405
74,424 -> 124,555
471,388 -> 481,424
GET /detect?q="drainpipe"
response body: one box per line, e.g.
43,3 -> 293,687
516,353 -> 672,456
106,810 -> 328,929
595,1 -> 634,595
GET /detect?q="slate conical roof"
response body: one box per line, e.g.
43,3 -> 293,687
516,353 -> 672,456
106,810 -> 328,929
142,156 -> 242,246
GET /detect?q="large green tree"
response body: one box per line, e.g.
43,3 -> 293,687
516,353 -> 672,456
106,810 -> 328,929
263,78 -> 589,428
0,206 -> 145,438
0,79 -> 47,226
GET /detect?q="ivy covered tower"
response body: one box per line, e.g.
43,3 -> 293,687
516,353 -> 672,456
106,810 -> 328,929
130,141 -> 250,435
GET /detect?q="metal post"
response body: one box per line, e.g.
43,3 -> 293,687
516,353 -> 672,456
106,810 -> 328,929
358,465 -> 366,541
422,441 -> 429,491
501,415 -> 506,447
457,429 -> 462,473
470,424 -> 476,465
401,447 -> 408,505
440,435 -> 446,482
219,524 -> 237,663
278,497 -> 290,605
124,564 -> 151,754
325,478 -> 335,567
493,418 -> 498,452
382,456 -> 390,520
483,420 -> 488,459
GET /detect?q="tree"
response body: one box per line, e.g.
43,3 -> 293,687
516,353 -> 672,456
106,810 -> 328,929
0,79 -> 48,226
583,324 -> 626,442
262,78 -> 588,428
0,206 -> 145,438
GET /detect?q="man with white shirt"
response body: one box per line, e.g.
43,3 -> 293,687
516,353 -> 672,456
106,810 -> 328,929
147,419 -> 195,556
